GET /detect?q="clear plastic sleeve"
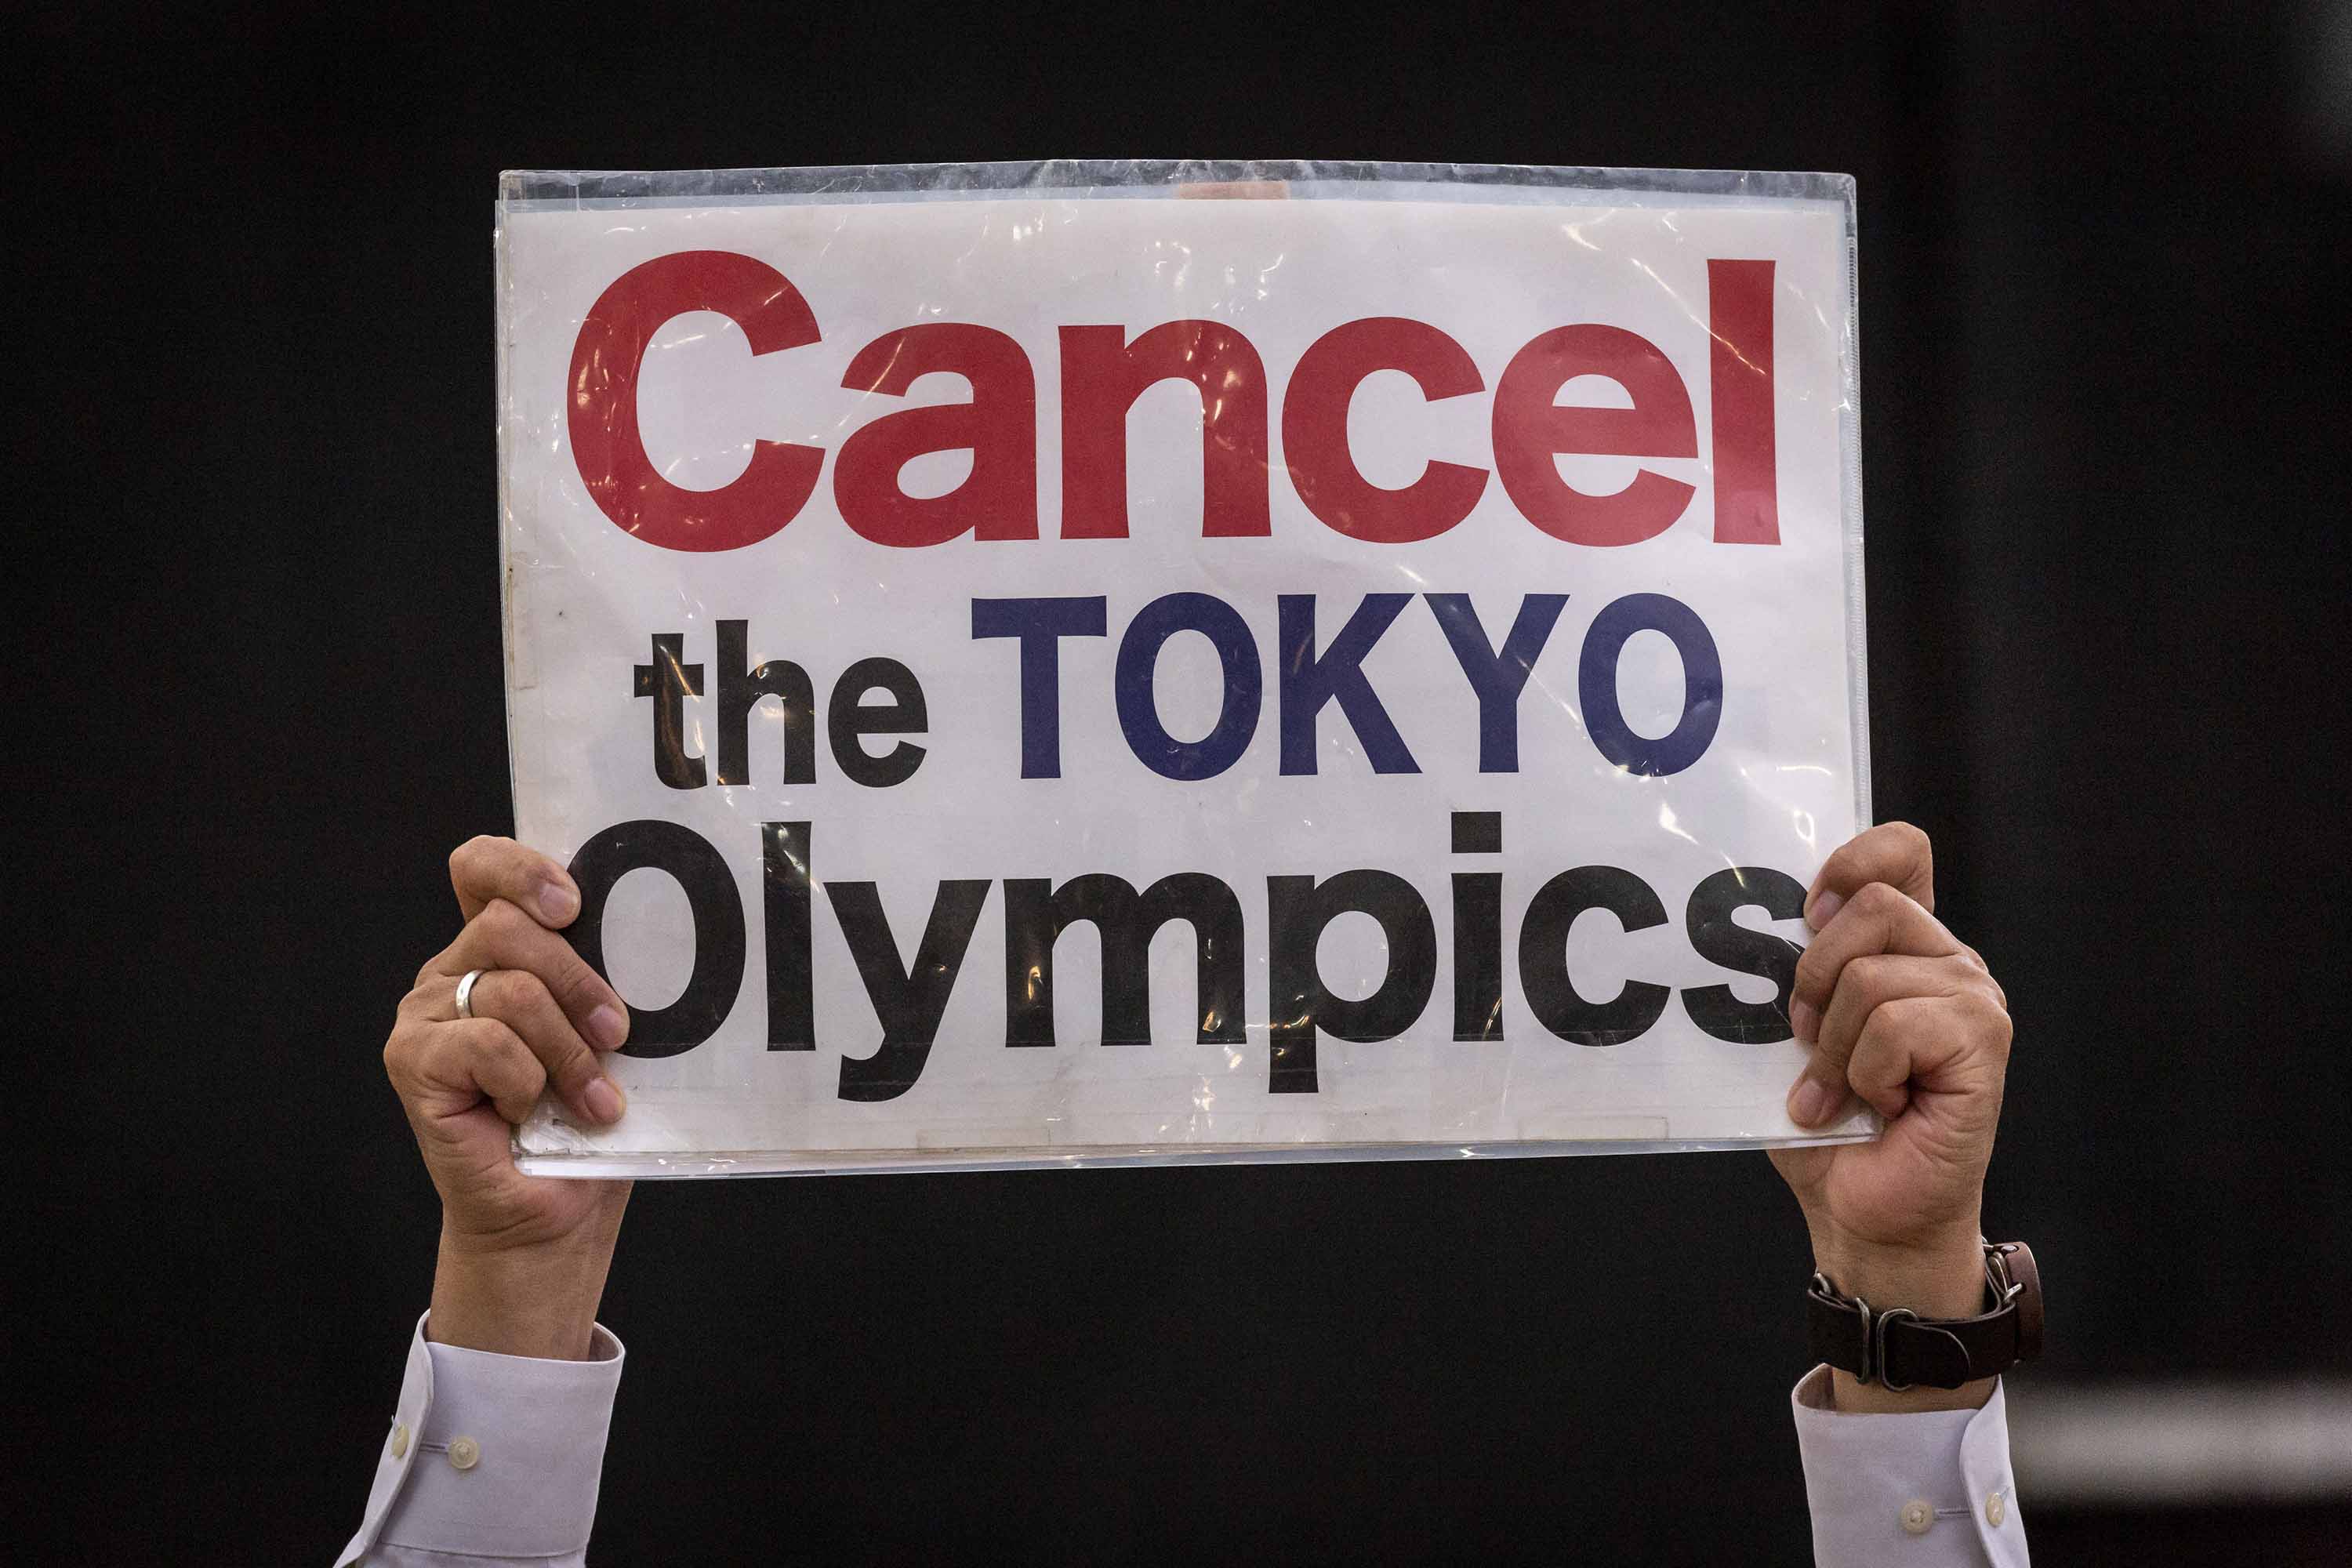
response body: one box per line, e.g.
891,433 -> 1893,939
494,160 -> 1872,1177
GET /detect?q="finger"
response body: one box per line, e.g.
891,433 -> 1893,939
405,1018 -> 549,1127
427,898 -> 630,1051
1846,994 -> 2008,1122
1806,821 -> 1934,928
1790,881 -> 1963,1043
450,836 -> 581,928
1788,953 -> 1974,1126
1813,953 -> 1984,1076
452,968 -> 626,1125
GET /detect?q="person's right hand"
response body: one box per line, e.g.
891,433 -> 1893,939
383,836 -> 633,1358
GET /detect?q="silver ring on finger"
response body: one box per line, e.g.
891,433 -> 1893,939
454,968 -> 489,1021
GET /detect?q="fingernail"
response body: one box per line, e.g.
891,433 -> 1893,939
587,1005 -> 627,1049
538,878 -> 579,924
585,1077 -> 626,1123
1806,890 -> 1844,931
1790,997 -> 1821,1043
1789,1077 -> 1835,1127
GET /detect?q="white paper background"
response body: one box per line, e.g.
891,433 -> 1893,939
497,178 -> 1874,1172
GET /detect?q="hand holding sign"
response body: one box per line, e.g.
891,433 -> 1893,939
383,837 -> 633,1358
374,822 -> 2020,1385
1769,821 -> 2016,1412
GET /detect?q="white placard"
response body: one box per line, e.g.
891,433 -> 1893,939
496,163 -> 1873,1175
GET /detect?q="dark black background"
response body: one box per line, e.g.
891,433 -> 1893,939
24,3 -> 2349,1563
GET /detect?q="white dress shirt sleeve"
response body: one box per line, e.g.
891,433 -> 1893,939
335,1312 -> 626,1568
333,1329 -> 2024,1563
1791,1365 -> 2028,1565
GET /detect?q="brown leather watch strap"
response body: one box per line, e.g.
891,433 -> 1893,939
1806,1240 -> 2042,1390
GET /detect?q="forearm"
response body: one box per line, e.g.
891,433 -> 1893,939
428,1200 -> 628,1361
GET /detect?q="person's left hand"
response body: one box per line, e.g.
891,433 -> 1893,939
1768,821 -> 2015,1410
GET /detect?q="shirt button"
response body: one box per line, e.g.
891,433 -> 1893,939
389,1423 -> 410,1459
1985,1491 -> 2007,1526
446,1436 -> 481,1471
1899,1498 -> 1934,1535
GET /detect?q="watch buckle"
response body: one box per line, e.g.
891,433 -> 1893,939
1869,1307 -> 1919,1391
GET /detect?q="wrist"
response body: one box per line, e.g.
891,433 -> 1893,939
1810,1218 -> 1987,1318
1808,1219 -> 1994,1414
428,1221 -> 619,1361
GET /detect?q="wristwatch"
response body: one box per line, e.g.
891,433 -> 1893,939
1806,1240 -> 2043,1390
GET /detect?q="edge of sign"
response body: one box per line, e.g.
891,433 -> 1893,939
516,1129 -> 1879,1181
1838,182 -> 1873,836
492,159 -> 1857,215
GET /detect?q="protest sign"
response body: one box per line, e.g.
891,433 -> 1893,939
495,162 -> 1872,1175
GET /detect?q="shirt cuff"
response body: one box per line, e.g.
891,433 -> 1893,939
1790,1365 -> 2027,1566
337,1311 -> 624,1566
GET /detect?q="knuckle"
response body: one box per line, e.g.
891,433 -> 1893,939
1849,880 -> 1901,919
474,1019 -> 533,1075
1862,1020 -> 1918,1076
470,1060 -> 506,1094
506,968 -> 557,1014
550,954 -> 608,1014
1846,1033 -> 1896,1086
387,1010 -> 433,1051
1883,819 -> 1931,856
450,836 -> 497,884
474,967 -> 541,1018
1844,953 -> 1893,1003
504,1047 -> 550,1101
549,1038 -> 600,1090
476,897 -> 526,941
1864,995 -> 1915,1038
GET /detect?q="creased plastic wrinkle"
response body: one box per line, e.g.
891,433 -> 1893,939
492,160 -> 1872,1177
